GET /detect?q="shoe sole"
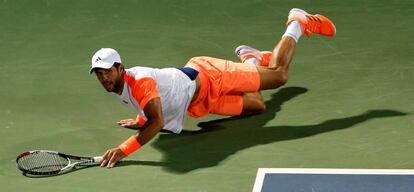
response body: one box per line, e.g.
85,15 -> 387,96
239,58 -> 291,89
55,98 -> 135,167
289,8 -> 308,17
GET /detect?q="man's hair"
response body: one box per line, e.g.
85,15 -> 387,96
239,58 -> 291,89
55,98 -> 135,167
113,62 -> 121,68
113,62 -> 124,72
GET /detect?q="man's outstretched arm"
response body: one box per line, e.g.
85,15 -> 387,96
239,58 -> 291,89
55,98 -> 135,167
100,98 -> 164,168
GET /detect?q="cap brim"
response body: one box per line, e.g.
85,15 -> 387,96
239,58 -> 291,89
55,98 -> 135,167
89,61 -> 114,74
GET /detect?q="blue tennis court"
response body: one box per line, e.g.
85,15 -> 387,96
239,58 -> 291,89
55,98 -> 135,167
253,169 -> 414,192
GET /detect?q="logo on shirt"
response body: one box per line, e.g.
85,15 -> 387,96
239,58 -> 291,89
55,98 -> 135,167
122,100 -> 129,104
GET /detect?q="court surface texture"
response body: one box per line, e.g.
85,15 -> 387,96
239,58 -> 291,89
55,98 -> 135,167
0,0 -> 413,191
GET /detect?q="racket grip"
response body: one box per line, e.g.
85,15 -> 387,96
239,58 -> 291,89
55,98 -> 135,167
93,156 -> 103,163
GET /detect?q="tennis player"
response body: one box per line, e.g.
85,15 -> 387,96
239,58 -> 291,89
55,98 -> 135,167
91,8 -> 336,168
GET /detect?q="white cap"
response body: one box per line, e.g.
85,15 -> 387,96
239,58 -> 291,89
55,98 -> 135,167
90,48 -> 122,74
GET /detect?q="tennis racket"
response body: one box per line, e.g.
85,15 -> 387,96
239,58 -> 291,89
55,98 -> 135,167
16,150 -> 102,176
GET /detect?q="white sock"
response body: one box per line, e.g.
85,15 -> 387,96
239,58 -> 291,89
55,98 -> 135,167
244,57 -> 258,65
282,21 -> 302,43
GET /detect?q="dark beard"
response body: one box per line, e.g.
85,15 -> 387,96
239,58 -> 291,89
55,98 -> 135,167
112,79 -> 123,94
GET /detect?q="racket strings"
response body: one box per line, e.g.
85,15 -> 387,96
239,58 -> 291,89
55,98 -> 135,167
17,152 -> 69,172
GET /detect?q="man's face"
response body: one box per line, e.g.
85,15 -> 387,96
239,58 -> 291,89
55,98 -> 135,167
94,66 -> 123,93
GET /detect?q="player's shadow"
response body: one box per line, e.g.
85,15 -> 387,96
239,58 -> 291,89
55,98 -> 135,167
147,87 -> 407,173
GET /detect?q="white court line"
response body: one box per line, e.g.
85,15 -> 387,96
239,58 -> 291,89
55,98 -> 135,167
252,168 -> 414,192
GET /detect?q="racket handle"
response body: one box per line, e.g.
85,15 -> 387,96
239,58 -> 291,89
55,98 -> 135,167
93,156 -> 103,163
77,156 -> 103,166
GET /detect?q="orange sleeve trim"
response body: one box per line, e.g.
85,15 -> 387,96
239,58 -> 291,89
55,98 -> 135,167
139,95 -> 160,109
126,76 -> 160,110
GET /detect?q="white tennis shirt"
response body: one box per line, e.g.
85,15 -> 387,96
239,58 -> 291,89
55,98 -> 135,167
112,67 -> 196,133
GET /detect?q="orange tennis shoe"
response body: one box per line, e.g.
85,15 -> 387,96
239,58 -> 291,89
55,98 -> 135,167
235,45 -> 272,67
287,8 -> 336,37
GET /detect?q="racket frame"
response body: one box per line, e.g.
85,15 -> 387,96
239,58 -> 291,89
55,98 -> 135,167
16,150 -> 102,176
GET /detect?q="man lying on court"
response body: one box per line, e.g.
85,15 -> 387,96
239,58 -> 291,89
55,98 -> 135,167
90,8 -> 336,168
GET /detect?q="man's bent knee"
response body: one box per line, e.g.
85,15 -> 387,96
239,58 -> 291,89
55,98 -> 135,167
275,73 -> 288,87
258,67 -> 289,90
242,98 -> 266,115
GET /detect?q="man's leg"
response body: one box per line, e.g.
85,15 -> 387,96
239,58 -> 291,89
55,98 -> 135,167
257,36 -> 296,90
194,9 -> 335,117
238,8 -> 336,114
258,8 -> 336,90
239,37 -> 295,114
235,28 -> 297,114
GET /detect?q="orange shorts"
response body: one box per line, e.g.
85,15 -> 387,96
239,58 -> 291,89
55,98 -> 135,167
186,56 -> 260,117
